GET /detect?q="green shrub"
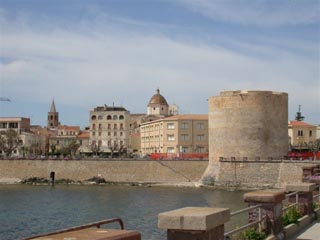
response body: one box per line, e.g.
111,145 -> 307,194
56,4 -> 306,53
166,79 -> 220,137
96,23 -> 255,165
239,228 -> 266,240
282,207 -> 302,226
312,202 -> 320,211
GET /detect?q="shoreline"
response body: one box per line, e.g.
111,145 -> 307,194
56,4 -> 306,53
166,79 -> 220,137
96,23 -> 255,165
0,177 -> 261,191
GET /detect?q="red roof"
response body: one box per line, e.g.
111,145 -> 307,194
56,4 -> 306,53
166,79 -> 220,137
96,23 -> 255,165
289,121 -> 316,127
57,125 -> 80,131
77,132 -> 90,138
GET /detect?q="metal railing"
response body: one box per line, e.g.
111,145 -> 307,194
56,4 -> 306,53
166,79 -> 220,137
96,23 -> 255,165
282,191 -> 299,212
22,218 -> 124,240
225,185 -> 320,239
312,184 -> 320,203
224,204 -> 264,238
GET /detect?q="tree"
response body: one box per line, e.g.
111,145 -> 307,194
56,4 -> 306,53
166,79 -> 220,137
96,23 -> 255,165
109,140 -> 119,158
91,142 -> 101,156
68,140 -> 80,158
0,129 -> 22,157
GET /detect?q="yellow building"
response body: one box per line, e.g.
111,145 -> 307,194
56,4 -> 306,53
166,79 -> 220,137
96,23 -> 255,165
288,120 -> 317,148
140,115 -> 208,155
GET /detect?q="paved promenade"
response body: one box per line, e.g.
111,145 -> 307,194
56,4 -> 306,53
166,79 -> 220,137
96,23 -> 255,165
292,219 -> 320,240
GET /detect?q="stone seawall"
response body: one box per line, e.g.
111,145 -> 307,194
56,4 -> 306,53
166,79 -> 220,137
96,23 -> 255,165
0,160 -> 208,184
216,160 -> 319,188
0,159 -> 318,188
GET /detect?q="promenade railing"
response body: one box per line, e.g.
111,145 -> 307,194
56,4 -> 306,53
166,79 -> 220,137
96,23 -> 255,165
224,204 -> 264,238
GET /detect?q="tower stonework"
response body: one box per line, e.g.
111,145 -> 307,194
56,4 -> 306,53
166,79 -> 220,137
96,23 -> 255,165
47,100 -> 59,128
202,90 -> 288,184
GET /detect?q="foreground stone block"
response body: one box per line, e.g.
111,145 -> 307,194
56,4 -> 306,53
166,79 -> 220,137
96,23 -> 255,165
244,190 -> 285,203
285,183 -> 316,192
158,207 -> 230,231
30,228 -> 141,240
285,183 -> 316,216
158,207 -> 230,240
244,191 -> 285,237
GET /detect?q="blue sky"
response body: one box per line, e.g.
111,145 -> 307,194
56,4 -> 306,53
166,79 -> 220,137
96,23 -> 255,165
0,0 -> 319,127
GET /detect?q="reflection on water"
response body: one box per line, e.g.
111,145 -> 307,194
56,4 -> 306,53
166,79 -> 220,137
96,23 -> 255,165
0,185 -> 248,240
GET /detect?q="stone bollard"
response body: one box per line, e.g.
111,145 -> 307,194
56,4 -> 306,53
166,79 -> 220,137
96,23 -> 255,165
285,183 -> 316,215
244,191 -> 285,237
158,207 -> 230,240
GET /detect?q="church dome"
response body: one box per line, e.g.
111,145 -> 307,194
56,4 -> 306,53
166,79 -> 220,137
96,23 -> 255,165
147,89 -> 169,107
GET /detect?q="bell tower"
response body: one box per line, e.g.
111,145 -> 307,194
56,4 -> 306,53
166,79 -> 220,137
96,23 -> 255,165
47,100 -> 59,128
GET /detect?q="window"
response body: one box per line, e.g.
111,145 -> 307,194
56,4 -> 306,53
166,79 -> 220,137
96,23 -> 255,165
98,124 -> 102,130
181,134 -> 189,141
91,115 -> 96,120
120,132 -> 123,136
120,123 -> 123,130
167,134 -> 175,141
167,147 -> 175,153
181,122 -> 189,129
113,115 -> 118,120
196,122 -> 205,129
114,132 -> 117,136
92,124 -> 96,130
92,132 -> 96,136
298,130 -> 304,137
108,140 -> 111,146
119,115 -> 124,120
108,124 -> 111,129
198,147 -> 206,153
167,123 -> 175,129
181,147 -> 188,153
108,132 -> 111,136
197,135 -> 205,141
98,115 -> 103,120
309,131 -> 312,137
98,132 -> 102,136
107,115 -> 112,120
9,122 -> 18,128
79,140 -> 83,146
114,124 -> 117,129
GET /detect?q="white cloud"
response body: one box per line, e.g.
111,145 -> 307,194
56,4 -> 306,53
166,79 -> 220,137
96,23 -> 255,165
178,0 -> 320,26
0,6 -> 319,126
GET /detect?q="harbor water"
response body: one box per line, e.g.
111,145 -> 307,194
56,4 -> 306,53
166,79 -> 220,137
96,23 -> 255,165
0,185 -> 247,240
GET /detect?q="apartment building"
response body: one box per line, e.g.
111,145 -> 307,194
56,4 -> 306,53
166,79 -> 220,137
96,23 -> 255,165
89,105 -> 130,154
140,115 -> 208,155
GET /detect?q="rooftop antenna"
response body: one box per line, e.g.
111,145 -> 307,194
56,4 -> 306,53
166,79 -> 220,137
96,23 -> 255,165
295,105 -> 305,121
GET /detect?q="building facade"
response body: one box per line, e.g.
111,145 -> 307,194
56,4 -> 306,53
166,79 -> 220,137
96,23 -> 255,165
140,115 -> 208,155
89,105 -> 130,154
0,117 -> 45,157
288,120 -> 317,148
49,125 -> 81,153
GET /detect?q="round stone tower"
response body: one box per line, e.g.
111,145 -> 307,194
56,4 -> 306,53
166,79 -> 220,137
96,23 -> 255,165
202,90 -> 288,182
